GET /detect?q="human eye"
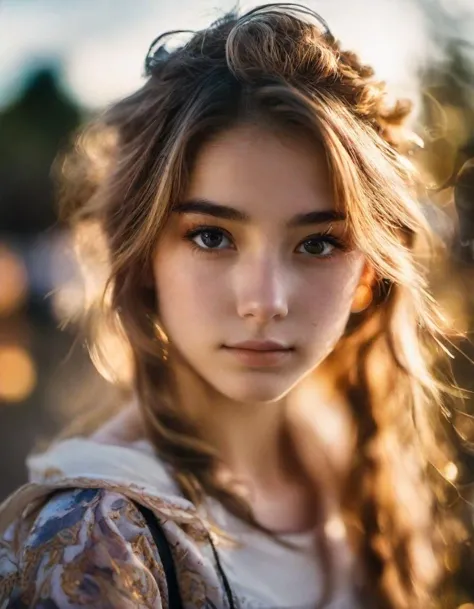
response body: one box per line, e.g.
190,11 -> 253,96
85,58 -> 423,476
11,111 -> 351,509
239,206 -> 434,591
183,225 -> 234,253
296,232 -> 346,258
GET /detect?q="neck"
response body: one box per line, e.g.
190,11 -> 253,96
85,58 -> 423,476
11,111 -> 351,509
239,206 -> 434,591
167,356 -> 325,533
170,359 -> 292,486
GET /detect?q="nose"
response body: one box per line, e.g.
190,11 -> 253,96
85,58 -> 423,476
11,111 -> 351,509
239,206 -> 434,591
235,254 -> 289,323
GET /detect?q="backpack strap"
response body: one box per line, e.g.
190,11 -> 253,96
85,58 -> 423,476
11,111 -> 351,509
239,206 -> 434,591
133,502 -> 183,609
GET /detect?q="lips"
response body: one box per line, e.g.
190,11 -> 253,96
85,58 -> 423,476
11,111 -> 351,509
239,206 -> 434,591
224,340 -> 293,351
222,340 -> 294,368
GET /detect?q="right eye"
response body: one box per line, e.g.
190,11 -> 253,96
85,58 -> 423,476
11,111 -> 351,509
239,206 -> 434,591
184,227 -> 234,252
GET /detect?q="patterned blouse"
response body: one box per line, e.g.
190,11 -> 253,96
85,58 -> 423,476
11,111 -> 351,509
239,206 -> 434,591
3,487 -> 175,608
0,438 -> 357,609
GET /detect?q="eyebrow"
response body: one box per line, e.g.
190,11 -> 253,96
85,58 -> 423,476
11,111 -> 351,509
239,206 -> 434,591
172,199 -> 346,227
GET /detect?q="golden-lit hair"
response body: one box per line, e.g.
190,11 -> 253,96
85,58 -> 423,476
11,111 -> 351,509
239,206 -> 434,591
56,5 -> 471,608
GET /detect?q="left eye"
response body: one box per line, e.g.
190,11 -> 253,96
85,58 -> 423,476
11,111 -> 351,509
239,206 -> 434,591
297,238 -> 337,257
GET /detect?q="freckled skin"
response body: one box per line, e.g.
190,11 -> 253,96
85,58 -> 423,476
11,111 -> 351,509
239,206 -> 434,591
153,125 -> 365,404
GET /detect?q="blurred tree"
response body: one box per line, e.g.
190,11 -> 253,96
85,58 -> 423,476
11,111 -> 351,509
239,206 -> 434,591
0,67 -> 89,501
0,67 -> 82,234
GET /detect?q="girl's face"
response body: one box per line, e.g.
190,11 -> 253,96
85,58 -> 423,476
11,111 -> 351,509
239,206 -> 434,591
153,125 -> 365,403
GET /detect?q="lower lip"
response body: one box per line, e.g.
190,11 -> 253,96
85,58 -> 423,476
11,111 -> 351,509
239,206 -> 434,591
223,347 -> 294,367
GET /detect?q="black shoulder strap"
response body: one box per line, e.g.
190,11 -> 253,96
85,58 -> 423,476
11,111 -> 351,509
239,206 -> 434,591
133,502 -> 183,609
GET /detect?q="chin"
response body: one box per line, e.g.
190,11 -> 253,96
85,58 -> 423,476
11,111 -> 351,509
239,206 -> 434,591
216,375 -> 297,404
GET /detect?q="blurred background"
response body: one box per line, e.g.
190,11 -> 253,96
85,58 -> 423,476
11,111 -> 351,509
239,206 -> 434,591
0,0 -> 474,599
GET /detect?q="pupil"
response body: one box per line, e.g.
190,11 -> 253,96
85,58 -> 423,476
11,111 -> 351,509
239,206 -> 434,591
305,240 -> 325,255
202,231 -> 222,248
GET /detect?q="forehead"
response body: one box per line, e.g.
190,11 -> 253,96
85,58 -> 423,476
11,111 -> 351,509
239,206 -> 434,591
184,125 -> 336,222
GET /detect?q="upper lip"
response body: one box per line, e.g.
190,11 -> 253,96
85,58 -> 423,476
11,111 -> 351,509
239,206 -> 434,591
225,340 -> 293,351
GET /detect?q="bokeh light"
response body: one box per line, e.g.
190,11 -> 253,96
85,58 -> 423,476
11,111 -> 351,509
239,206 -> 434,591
443,461 -> 459,482
0,345 -> 37,402
325,515 -> 347,541
0,244 -> 28,317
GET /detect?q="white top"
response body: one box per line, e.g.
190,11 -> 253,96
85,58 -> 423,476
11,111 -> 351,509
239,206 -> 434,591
132,437 -> 357,608
207,496 -> 357,608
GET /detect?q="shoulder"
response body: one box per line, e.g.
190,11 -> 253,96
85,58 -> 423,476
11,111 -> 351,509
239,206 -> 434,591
29,487 -> 148,544
7,488 -> 167,608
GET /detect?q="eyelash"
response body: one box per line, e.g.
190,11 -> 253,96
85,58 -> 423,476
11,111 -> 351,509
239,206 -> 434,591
182,225 -> 347,259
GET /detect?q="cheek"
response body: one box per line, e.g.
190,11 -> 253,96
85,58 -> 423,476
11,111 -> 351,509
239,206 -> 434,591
302,258 -> 363,335
153,253 -> 225,324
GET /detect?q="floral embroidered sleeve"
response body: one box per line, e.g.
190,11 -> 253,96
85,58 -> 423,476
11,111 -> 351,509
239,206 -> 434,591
6,488 -> 168,608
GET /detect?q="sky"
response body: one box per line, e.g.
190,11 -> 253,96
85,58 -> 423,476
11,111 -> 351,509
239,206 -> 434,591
0,0 -> 473,111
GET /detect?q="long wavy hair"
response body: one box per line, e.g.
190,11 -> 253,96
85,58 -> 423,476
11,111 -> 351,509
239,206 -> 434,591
56,5 -> 471,608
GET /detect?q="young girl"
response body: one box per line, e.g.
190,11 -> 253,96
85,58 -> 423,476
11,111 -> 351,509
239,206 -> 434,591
0,4 -> 470,609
